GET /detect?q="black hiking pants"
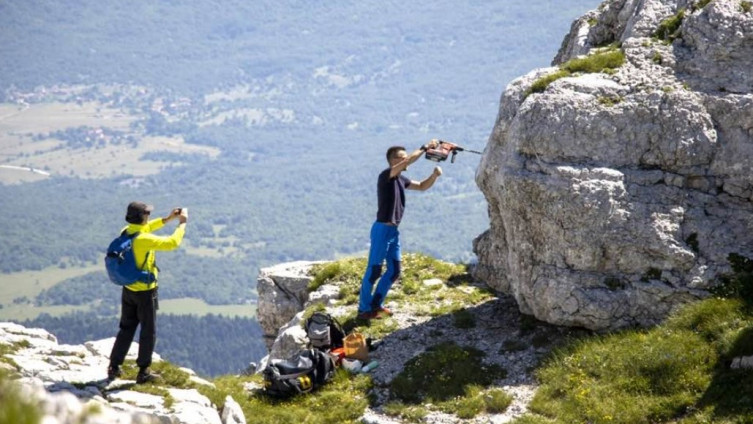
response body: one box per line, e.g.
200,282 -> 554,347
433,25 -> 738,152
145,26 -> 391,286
109,287 -> 158,370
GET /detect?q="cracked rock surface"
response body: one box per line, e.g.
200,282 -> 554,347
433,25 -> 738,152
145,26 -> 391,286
475,0 -> 753,330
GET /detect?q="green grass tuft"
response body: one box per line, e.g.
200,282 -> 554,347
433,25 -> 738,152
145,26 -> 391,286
434,384 -> 514,419
743,1 -> 752,13
512,415 -> 557,424
527,48 -> 625,97
692,0 -> 713,11
0,374 -> 42,424
309,258 -> 365,292
523,293 -> 753,423
710,253 -> 753,306
561,49 -> 625,74
199,370 -> 373,424
597,96 -> 623,107
383,401 -> 428,423
307,253 -> 493,335
484,387 -> 514,413
390,342 -> 506,404
528,70 -> 571,95
654,9 -> 686,41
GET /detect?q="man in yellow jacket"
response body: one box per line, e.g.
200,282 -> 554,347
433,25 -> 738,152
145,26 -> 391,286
107,201 -> 187,384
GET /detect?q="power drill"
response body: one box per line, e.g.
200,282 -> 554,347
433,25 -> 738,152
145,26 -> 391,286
424,140 -> 483,163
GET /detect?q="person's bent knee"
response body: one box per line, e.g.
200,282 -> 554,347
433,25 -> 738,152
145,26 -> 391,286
367,265 -> 383,284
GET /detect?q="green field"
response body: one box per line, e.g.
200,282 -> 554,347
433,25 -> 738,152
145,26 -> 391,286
159,298 -> 256,317
0,101 -> 219,184
0,264 -> 99,305
0,264 -> 256,320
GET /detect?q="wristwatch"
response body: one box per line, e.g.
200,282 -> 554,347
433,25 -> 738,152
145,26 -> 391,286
420,145 -> 427,151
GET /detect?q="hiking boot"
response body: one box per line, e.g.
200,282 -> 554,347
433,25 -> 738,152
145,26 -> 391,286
136,368 -> 161,384
357,311 -> 379,320
107,366 -> 121,381
375,306 -> 392,317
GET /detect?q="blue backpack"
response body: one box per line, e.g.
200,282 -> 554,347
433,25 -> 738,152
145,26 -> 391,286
105,231 -> 155,286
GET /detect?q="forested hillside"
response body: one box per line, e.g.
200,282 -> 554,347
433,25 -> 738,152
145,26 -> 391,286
21,313 -> 264,377
0,0 -> 600,375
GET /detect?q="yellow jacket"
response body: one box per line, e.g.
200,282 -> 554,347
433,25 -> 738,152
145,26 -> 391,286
123,218 -> 186,291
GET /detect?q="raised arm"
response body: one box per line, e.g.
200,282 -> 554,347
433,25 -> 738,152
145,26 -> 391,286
389,139 -> 439,179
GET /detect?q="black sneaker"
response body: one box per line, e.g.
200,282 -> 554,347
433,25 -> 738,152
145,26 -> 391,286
136,369 -> 161,384
107,366 -> 121,381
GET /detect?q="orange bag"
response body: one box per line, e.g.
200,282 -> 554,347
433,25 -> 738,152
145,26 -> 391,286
343,332 -> 369,361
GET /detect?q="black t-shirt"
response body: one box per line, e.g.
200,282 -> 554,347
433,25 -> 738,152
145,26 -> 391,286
376,168 -> 412,226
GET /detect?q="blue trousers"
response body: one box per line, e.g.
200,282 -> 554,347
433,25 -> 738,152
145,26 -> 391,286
359,222 -> 402,313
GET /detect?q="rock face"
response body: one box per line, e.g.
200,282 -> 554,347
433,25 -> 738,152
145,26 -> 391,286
256,261 -> 321,349
256,261 -> 343,368
0,322 -> 245,424
474,0 -> 753,330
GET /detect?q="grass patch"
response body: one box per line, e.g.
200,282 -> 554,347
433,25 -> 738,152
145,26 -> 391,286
436,385 -> 514,419
199,369 -> 373,424
390,342 -> 506,404
654,9 -> 685,41
692,0 -> 713,11
485,387 -> 514,413
710,253 -> 753,305
526,48 -> 625,96
528,70 -> 571,96
0,340 -> 30,369
524,295 -> 753,423
309,253 -> 493,324
0,373 -> 41,424
598,96 -> 623,107
513,415 -> 556,424
743,1 -> 752,13
159,297 -> 257,318
119,359 -> 195,409
561,49 -> 625,74
309,258 -> 365,292
383,401 -> 428,423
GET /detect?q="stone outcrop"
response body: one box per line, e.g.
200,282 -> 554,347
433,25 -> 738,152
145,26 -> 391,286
256,261 -> 322,349
474,0 -> 753,330
0,322 -> 246,424
255,261 -> 342,369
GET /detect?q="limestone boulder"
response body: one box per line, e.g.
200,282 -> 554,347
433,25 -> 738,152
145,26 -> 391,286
256,261 -> 320,348
475,0 -> 753,330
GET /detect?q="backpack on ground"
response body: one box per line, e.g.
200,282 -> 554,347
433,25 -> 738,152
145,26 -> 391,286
105,231 -> 155,286
305,312 -> 345,350
263,348 -> 336,398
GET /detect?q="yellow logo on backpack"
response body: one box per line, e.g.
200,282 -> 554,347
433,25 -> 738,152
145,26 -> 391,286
298,375 -> 312,391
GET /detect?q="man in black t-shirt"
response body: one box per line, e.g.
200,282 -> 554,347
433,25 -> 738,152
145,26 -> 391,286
358,140 -> 443,319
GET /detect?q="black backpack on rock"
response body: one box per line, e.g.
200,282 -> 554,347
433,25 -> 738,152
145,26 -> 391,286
263,348 -> 336,398
305,312 -> 345,350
